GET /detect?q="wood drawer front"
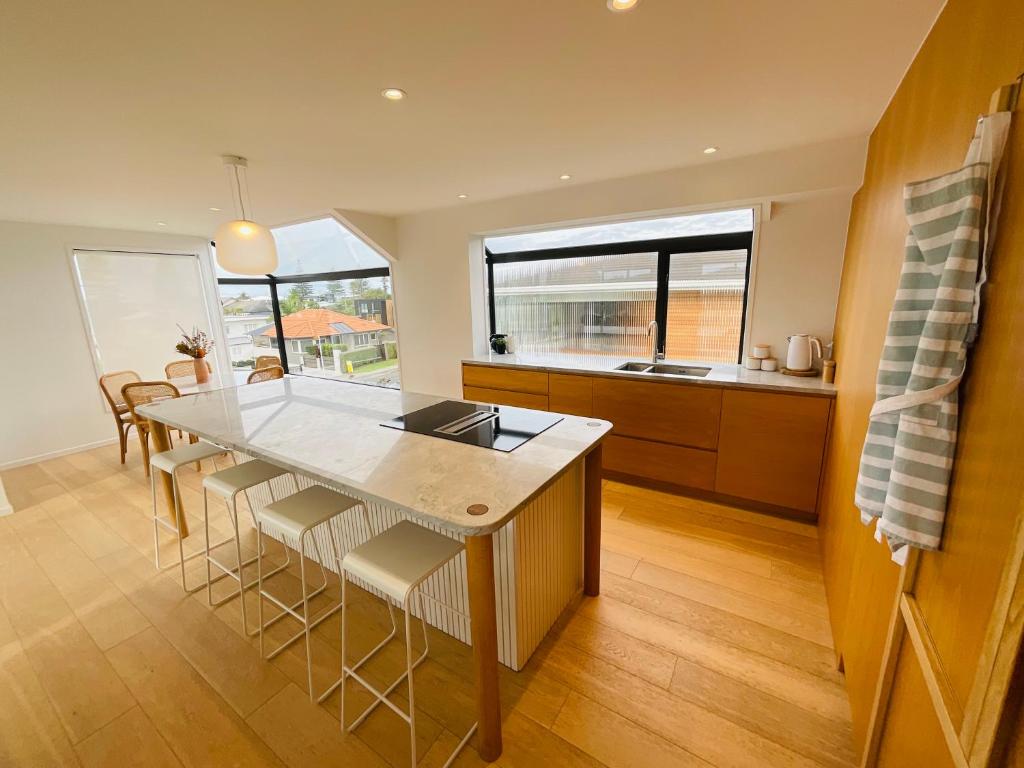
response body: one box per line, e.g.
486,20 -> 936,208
593,377 -> 722,449
462,364 -> 549,395
714,390 -> 831,514
463,385 -> 549,411
604,435 -> 716,491
549,374 -> 593,416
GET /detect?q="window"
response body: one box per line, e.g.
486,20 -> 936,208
485,211 -> 753,363
216,217 -> 400,389
74,250 -> 219,380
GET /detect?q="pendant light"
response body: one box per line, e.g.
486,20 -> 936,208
213,155 -> 278,275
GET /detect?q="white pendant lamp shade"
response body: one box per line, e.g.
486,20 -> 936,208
214,155 -> 278,275
213,219 -> 277,275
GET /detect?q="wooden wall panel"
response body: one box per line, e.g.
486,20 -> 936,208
817,0 -> 1024,756
876,643 -> 957,768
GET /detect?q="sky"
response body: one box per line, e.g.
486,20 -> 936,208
485,208 -> 754,253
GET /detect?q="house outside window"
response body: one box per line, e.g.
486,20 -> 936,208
216,217 -> 400,388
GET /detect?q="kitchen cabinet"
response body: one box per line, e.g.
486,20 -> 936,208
460,362 -> 833,518
549,374 -> 593,416
714,389 -> 831,515
604,435 -> 716,491
463,365 -> 548,395
592,377 -> 722,450
463,385 -> 548,411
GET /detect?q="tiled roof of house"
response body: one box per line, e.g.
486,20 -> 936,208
260,308 -> 390,339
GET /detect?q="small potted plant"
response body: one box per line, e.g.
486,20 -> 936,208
175,325 -> 214,384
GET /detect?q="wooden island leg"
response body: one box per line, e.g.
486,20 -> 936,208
148,419 -> 189,537
584,444 -> 603,597
466,533 -> 502,761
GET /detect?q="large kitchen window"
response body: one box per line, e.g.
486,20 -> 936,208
216,217 -> 400,389
485,210 -> 754,363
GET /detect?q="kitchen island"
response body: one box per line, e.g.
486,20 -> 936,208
137,376 -> 610,762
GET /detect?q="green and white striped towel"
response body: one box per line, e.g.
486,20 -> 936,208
855,112 -> 1010,563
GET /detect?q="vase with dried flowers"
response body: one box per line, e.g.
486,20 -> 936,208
175,325 -> 214,384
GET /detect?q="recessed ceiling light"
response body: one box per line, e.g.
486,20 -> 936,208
607,0 -> 639,11
559,174 -> 572,180
209,207 -> 221,212
457,193 -> 468,199
703,146 -> 719,154
156,221 -> 167,226
381,88 -> 406,101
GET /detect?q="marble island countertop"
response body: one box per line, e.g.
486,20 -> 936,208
138,377 -> 611,534
464,351 -> 837,397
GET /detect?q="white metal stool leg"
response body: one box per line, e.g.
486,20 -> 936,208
150,454 -> 234,594
340,583 -> 475,768
202,479 -> 292,635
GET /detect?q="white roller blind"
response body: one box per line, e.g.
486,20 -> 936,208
73,250 -> 215,380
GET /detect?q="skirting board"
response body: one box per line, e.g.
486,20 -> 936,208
0,478 -> 11,517
0,437 -> 118,472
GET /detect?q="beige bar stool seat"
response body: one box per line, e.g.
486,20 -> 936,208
255,484 -> 370,702
340,520 -> 477,768
202,459 -> 295,635
149,440 -> 231,593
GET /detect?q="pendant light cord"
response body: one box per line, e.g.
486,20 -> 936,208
233,164 -> 248,220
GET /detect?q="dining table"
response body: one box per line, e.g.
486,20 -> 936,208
136,375 -> 609,761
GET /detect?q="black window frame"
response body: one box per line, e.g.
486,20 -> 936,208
216,265 -> 390,373
485,231 -> 754,363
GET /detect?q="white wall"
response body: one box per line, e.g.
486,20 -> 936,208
391,135 -> 866,396
0,220 -> 218,468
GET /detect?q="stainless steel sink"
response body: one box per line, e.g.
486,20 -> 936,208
649,364 -> 711,377
614,362 -> 712,378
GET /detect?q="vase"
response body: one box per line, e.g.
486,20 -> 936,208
193,357 -> 210,384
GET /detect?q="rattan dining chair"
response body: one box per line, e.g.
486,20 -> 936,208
98,370 -> 142,464
165,358 -> 212,379
122,381 -> 184,477
255,355 -> 281,370
247,366 -> 284,384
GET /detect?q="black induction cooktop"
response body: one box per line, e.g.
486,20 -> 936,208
381,399 -> 563,452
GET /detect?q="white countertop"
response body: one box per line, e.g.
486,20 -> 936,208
138,377 -> 611,535
463,352 -> 836,397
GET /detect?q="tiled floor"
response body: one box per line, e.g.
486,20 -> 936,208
0,443 -> 855,767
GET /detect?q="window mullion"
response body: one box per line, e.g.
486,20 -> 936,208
655,251 -> 670,354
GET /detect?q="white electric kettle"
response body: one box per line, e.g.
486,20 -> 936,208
786,334 -> 822,371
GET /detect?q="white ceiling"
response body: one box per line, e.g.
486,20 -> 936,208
0,0 -> 942,236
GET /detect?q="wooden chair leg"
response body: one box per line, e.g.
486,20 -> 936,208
139,429 -> 151,477
118,422 -> 128,464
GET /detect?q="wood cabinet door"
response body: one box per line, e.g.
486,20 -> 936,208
714,390 -> 831,514
462,364 -> 548,395
604,435 -> 716,491
592,377 -> 723,450
463,385 -> 548,411
549,374 -> 593,416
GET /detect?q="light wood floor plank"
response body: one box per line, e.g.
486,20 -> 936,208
246,683 -> 388,767
670,658 -> 855,768
552,690 -> 710,768
106,627 -> 284,767
73,707 -> 182,768
0,602 -> 83,767
0,444 -> 856,768
630,560 -> 832,645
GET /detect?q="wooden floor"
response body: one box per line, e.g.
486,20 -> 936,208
0,443 -> 855,768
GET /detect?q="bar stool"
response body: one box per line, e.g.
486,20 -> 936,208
339,520 -> 477,768
202,459 -> 295,635
149,440 -> 232,593
254,484 -> 371,702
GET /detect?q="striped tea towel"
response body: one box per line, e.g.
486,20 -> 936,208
855,112 -> 1010,563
